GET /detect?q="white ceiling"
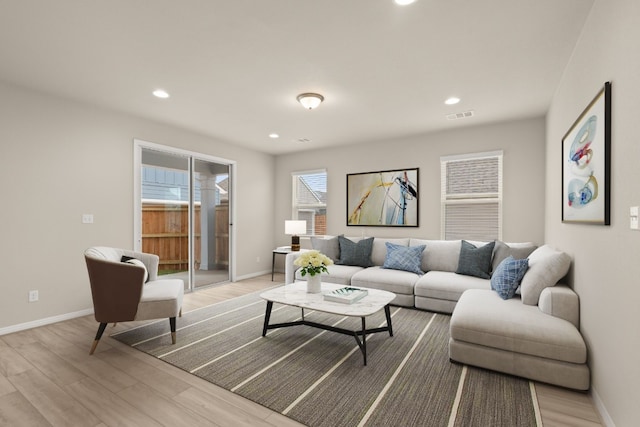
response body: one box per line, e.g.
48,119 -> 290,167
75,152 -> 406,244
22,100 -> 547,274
0,0 -> 594,155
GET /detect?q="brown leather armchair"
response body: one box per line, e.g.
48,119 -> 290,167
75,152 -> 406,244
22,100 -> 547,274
84,247 -> 184,355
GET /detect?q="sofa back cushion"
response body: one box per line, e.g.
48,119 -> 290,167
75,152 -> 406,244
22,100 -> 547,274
410,239 -> 461,272
371,238 -> 409,266
519,245 -> 571,305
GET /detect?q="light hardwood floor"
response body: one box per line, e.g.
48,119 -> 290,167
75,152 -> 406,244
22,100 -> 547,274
0,274 -> 602,427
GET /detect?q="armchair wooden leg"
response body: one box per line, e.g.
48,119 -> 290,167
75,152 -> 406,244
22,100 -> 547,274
90,322 -> 108,355
170,317 -> 177,345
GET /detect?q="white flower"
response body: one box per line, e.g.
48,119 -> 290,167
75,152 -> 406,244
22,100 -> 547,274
293,250 -> 333,276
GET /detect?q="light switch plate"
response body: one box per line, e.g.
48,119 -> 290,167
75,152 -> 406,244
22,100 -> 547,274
630,207 -> 639,230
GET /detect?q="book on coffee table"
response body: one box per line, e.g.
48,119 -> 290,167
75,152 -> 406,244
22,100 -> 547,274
323,287 -> 369,304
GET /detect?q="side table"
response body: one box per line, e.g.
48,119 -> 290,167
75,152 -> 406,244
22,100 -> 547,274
271,247 -> 291,281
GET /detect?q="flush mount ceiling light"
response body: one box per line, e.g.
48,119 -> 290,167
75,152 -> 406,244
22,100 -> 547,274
297,93 -> 324,109
152,89 -> 170,99
269,133 -> 279,139
445,97 -> 461,105
394,0 -> 416,5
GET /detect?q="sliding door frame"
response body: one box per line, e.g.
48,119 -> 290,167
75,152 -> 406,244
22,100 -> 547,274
133,139 -> 236,287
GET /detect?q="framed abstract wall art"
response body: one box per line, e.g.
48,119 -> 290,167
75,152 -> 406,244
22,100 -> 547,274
562,81 -> 611,224
346,168 -> 419,227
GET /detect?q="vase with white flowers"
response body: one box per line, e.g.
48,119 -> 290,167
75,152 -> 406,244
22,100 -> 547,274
293,250 -> 334,293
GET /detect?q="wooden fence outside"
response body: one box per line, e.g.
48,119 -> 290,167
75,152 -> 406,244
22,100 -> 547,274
142,202 -> 229,272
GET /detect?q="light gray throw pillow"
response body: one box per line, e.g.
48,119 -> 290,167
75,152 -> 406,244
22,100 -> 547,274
519,245 -> 571,305
492,240 -> 537,272
310,235 -> 341,261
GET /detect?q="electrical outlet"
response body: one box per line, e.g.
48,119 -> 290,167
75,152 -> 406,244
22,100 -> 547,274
82,214 -> 94,224
28,290 -> 39,302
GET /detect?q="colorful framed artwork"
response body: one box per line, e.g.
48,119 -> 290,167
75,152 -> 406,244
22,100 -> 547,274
562,82 -> 611,224
347,168 -> 419,227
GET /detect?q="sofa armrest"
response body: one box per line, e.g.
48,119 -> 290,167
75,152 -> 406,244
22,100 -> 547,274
285,251 -> 301,284
538,284 -> 580,328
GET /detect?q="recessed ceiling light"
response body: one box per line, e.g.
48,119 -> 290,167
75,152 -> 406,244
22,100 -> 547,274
269,133 -> 279,139
445,97 -> 461,105
153,89 -> 170,99
394,0 -> 416,5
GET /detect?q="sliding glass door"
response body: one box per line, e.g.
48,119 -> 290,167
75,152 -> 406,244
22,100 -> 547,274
135,141 -> 233,291
192,159 -> 230,288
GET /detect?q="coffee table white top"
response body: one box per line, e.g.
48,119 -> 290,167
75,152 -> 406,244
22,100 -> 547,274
260,281 -> 395,317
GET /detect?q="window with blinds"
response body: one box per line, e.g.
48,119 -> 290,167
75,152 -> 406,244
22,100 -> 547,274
292,170 -> 327,236
440,151 -> 503,241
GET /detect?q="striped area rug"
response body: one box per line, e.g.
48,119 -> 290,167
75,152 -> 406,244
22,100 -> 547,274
112,290 -> 541,427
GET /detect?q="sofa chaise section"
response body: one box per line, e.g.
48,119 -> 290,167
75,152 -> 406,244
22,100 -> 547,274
449,286 -> 589,390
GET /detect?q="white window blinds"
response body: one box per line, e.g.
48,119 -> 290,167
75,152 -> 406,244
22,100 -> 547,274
292,170 -> 327,236
441,151 -> 503,241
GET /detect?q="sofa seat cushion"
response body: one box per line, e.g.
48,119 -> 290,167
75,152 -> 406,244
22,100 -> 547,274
350,266 -> 418,296
451,289 -> 587,364
414,271 -> 490,301
135,279 -> 184,320
295,264 -> 363,286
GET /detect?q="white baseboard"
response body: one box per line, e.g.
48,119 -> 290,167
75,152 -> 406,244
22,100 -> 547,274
591,387 -> 616,427
235,270 -> 272,282
0,308 -> 94,336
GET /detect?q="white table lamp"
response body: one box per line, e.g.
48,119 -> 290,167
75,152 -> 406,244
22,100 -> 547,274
285,220 -> 306,251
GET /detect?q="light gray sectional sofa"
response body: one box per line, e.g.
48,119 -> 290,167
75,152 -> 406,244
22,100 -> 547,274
284,236 -> 590,390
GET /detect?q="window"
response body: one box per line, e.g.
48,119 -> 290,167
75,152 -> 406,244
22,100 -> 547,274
292,170 -> 327,235
440,151 -> 503,241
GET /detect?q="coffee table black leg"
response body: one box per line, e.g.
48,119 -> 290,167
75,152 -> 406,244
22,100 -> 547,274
384,304 -> 393,336
262,301 -> 273,336
271,252 -> 276,281
361,317 -> 367,366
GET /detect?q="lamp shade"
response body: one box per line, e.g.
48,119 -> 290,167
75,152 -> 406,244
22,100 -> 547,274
285,220 -> 307,235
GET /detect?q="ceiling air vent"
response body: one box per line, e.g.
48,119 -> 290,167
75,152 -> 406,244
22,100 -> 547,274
446,110 -> 475,120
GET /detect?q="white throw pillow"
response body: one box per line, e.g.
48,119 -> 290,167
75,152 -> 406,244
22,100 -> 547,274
124,258 -> 149,283
519,245 -> 571,305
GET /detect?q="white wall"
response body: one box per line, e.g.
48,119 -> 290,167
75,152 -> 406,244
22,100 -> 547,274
275,117 -> 546,246
546,0 -> 639,425
0,81 -> 275,330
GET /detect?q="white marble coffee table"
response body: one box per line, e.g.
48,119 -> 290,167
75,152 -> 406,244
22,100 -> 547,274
260,281 -> 396,365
